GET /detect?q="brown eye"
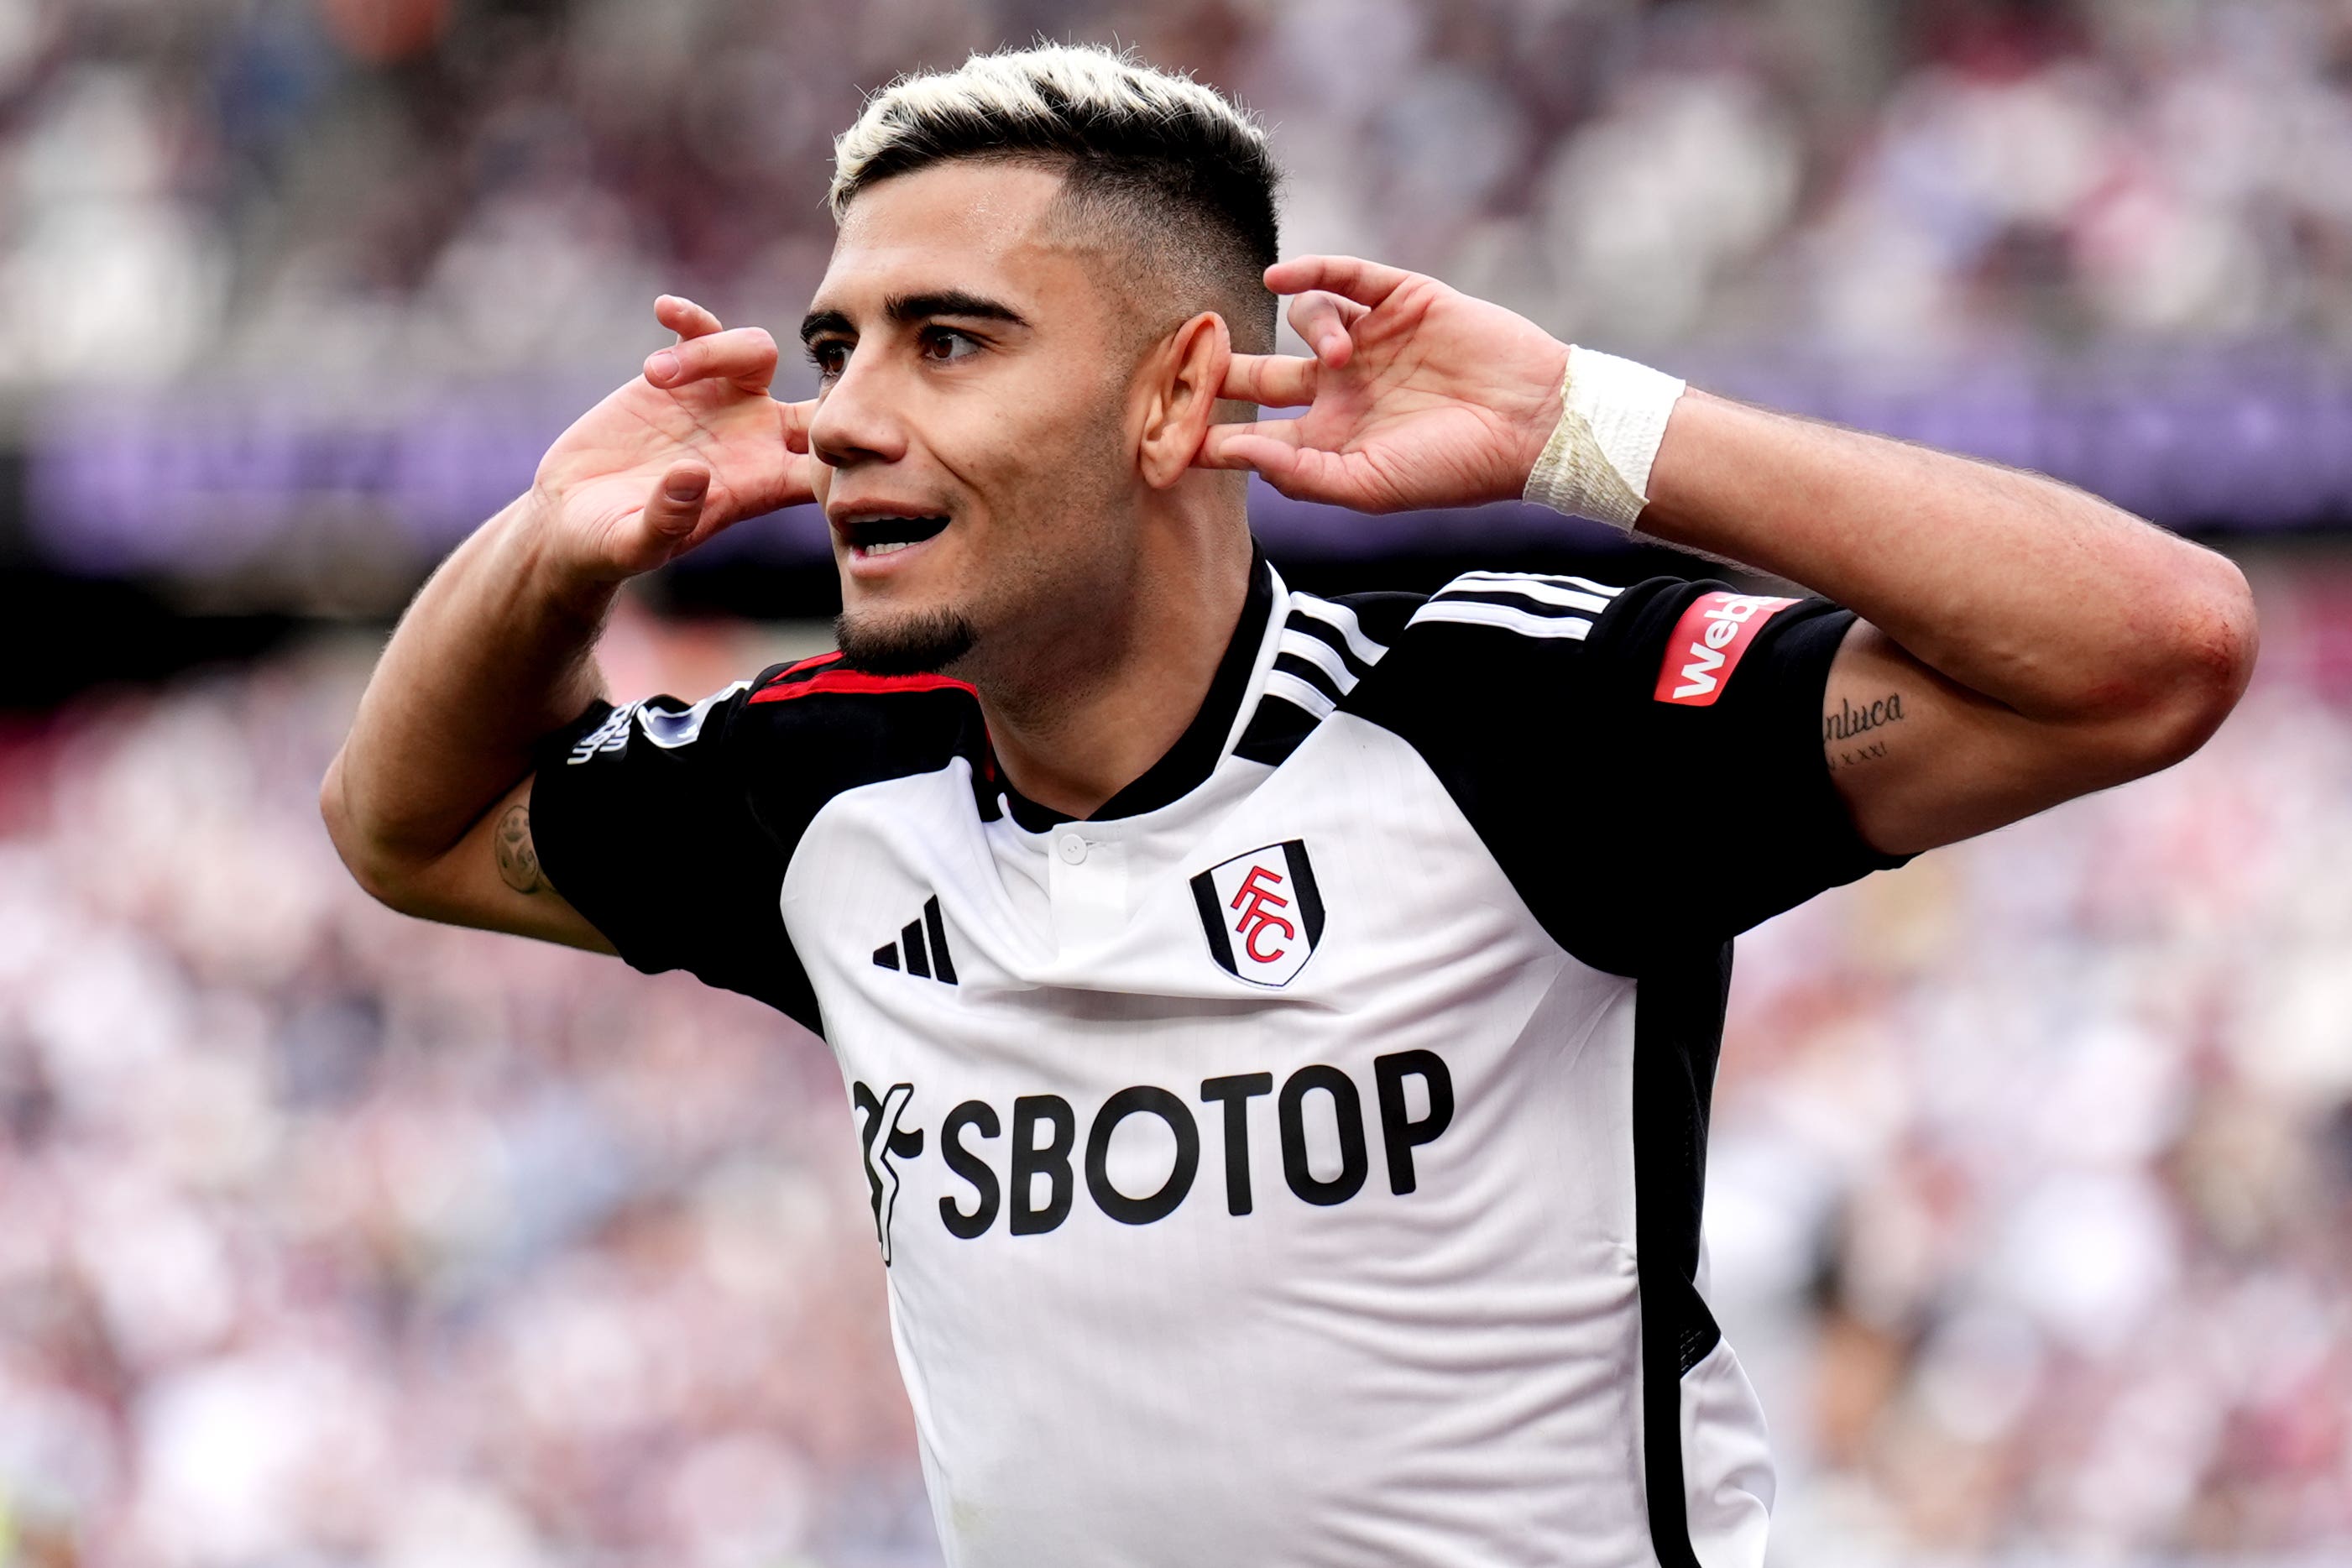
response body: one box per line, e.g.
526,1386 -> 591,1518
921,327 -> 980,363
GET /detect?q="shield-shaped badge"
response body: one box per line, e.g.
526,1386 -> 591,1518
1189,839 -> 1325,987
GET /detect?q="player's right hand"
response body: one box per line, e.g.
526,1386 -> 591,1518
527,295 -> 818,586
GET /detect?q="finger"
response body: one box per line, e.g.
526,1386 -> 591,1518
1220,353 -> 1316,407
778,397 -> 816,454
776,449 -> 820,511
1285,290 -> 1364,368
640,463 -> 709,544
644,326 -> 778,395
655,294 -> 724,343
1264,254 -> 1415,312
733,449 -> 820,520
1194,421 -> 1304,476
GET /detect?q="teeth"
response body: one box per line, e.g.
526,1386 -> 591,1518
863,541 -> 912,557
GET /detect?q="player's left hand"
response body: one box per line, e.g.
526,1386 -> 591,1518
1194,255 -> 1571,514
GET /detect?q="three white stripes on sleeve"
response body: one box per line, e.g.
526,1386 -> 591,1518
1264,596 -> 1389,722
1262,573 -> 1627,724
1404,571 -> 1625,643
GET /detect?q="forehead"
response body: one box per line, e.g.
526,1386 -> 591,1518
815,160 -> 1100,318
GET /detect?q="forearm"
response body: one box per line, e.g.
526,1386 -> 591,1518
1636,390 -> 2256,734
327,492 -> 614,881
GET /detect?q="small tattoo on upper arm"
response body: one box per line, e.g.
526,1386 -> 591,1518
495,802 -> 544,894
1824,691 -> 1906,772
1827,739 -> 1892,771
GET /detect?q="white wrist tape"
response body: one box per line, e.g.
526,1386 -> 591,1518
1521,347 -> 1686,531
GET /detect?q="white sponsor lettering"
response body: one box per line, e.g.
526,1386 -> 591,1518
1669,594 -> 1789,701
1671,640 -> 1727,700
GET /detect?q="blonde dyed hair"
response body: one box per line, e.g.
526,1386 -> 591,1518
827,43 -> 1282,352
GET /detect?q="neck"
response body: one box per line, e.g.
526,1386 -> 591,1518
975,515 -> 1253,820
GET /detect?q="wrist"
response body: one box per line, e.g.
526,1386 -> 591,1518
1512,338 -> 1574,495
1521,347 -> 1686,531
507,488 -> 624,625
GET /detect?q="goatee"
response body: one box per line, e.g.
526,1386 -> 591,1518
834,604 -> 979,675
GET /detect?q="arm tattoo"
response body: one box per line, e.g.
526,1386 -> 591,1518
1824,691 -> 1906,773
494,802 -> 544,894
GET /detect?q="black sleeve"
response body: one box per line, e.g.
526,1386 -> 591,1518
528,677 -> 813,1021
1346,572 -> 1912,975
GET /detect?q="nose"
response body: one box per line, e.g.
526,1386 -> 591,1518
808,350 -> 911,470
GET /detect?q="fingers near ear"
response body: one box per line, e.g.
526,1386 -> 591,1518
778,397 -> 817,455
645,326 -> 778,394
1220,353 -> 1316,408
640,463 -> 709,545
1193,421 -> 1304,478
1284,291 -> 1359,368
654,295 -> 725,342
1142,311 -> 1233,489
1264,255 -> 1414,311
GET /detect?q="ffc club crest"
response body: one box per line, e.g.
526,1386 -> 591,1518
1189,839 -> 1325,987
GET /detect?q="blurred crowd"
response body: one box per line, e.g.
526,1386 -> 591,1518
0,559 -> 2343,1565
24,0 -> 2352,395
0,613 -> 941,1567
9,0 -> 2352,1564
1713,557 -> 2352,1565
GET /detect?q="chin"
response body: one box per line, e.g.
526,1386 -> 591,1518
834,603 -> 980,675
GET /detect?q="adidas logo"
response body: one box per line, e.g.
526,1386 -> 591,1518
874,895 -> 959,985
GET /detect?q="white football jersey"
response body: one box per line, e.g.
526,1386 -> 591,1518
531,551 -> 1906,1568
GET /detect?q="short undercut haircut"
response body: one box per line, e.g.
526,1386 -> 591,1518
828,43 -> 1282,354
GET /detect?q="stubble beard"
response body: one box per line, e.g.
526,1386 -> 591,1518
834,385 -> 1135,685
833,602 -> 980,676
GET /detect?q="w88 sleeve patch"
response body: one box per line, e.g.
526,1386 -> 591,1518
1653,592 -> 1800,706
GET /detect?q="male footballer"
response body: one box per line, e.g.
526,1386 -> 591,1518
322,44 -> 2257,1568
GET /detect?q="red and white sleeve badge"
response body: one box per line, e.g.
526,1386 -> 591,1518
1653,593 -> 1799,707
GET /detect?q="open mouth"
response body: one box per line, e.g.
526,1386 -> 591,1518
838,515 -> 950,558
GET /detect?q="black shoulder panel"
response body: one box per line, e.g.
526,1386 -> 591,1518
531,653 -> 992,1037
1342,573 -> 1907,975
1324,590 -> 1424,645
734,654 -> 1000,834
1235,589 -> 1426,767
1631,943 -> 1734,1568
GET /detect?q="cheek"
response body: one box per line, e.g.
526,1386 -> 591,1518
941,371 -> 1123,515
1022,363 -> 1136,475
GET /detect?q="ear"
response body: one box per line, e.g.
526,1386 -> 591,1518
1137,311 -> 1231,490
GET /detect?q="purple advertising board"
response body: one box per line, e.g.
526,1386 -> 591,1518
26,352 -> 2352,586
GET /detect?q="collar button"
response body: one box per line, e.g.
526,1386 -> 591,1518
1054,830 -> 1089,865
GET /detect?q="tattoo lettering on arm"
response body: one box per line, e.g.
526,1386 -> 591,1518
495,802 -> 544,894
1825,691 -> 1906,773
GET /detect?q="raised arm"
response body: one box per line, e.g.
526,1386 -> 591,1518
1198,254 -> 2258,857
1634,394 -> 2255,853
321,296 -> 814,943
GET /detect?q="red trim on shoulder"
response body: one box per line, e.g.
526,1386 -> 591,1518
747,668 -> 977,705
782,651 -> 845,674
757,651 -> 846,690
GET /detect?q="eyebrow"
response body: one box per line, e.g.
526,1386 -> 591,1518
799,290 -> 1031,344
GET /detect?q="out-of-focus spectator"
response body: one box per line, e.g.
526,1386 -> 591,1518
0,559 -> 2345,1563
4,2 -> 2352,1564
13,0 -> 2352,391
0,614 -> 943,1565
1707,555 -> 2352,1565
